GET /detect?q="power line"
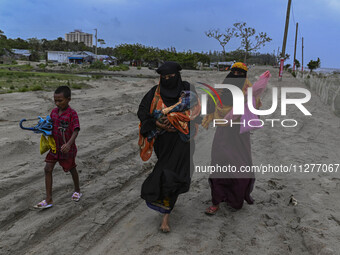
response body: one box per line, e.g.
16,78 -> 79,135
291,1 -> 297,26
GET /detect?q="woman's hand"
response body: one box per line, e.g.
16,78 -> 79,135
156,116 -> 176,132
260,70 -> 271,79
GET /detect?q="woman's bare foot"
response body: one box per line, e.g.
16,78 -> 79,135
160,214 -> 170,233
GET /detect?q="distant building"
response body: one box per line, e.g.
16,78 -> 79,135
11,49 -> 31,58
65,30 -> 93,47
68,53 -> 93,64
47,50 -> 116,65
47,51 -> 74,63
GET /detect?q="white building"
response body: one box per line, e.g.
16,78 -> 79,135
65,30 -> 93,47
47,51 -> 74,63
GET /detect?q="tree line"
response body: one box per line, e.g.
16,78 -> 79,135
1,28 -> 317,70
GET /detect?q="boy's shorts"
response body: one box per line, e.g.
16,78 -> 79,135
45,153 -> 77,172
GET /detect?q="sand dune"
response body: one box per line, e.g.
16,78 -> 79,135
0,66 -> 339,255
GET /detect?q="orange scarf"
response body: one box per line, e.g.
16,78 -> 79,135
138,85 -> 200,161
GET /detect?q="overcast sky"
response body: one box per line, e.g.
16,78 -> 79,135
1,0 -> 339,68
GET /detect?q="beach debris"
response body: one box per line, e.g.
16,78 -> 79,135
288,195 -> 298,206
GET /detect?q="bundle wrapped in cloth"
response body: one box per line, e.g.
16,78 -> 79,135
147,90 -> 199,142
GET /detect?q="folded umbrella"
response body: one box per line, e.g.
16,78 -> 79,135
19,116 -> 53,136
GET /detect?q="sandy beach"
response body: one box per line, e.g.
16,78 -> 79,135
0,66 -> 339,255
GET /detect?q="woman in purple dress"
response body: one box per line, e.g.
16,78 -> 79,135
203,62 -> 258,215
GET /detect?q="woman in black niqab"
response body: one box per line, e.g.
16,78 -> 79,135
137,61 -> 196,233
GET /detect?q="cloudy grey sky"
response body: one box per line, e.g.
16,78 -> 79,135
0,0 -> 339,68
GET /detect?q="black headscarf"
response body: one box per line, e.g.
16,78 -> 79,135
156,61 -> 184,106
220,70 -> 247,106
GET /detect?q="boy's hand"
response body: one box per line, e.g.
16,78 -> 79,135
61,143 -> 71,153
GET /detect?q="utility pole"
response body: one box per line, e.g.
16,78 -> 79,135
302,37 -> 304,76
293,22 -> 298,72
279,0 -> 292,81
94,28 -> 97,56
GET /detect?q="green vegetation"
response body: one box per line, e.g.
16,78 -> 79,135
1,28 -> 280,69
91,75 -> 103,79
0,69 -> 90,94
284,64 -> 291,70
307,58 -> 321,73
90,60 -> 106,69
294,59 -> 301,69
108,64 -> 129,71
37,63 -> 47,69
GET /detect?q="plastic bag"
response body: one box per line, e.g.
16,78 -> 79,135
40,135 -> 56,155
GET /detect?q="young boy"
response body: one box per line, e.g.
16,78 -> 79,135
34,86 -> 82,209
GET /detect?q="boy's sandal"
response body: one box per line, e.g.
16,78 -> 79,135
205,205 -> 219,215
72,192 -> 82,202
34,200 -> 53,209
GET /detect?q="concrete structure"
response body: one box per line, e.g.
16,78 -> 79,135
65,30 -> 93,47
47,51 -> 74,63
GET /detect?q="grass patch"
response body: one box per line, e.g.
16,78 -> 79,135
71,84 -> 83,89
108,64 -> 129,71
0,68 -> 94,93
30,85 -> 43,91
19,64 -> 34,71
38,63 -> 47,69
91,75 -> 103,79
18,87 -> 29,92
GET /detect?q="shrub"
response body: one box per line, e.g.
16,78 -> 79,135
119,64 -> 129,71
38,63 -> 47,69
30,85 -> 43,91
90,60 -> 107,70
18,87 -> 29,92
